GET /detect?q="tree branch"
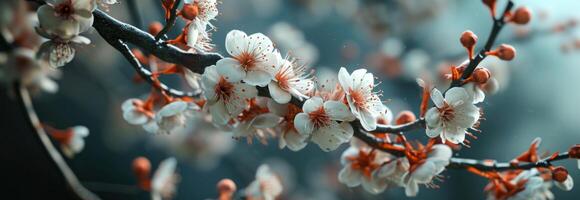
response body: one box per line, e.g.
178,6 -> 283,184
14,82 -> 100,200
155,0 -> 182,41
448,152 -> 571,171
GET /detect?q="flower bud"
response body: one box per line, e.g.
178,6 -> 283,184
472,68 -> 491,84
217,178 -> 237,195
148,22 -> 163,36
132,156 -> 151,179
460,31 -> 478,49
552,166 -> 569,182
512,7 -> 531,25
395,111 -> 416,125
181,3 -> 199,21
569,144 -> 580,158
482,0 -> 497,16
487,44 -> 516,61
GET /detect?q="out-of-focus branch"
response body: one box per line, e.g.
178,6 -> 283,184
14,82 -> 101,200
155,0 -> 182,41
448,152 -> 572,171
449,0 -> 514,88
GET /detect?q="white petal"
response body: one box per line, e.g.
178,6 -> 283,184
210,103 -> 230,125
430,88 -> 445,108
555,175 -> 574,191
410,161 -> 436,183
358,110 -> 378,131
225,30 -> 248,56
303,97 -> 323,113
268,82 -> 292,104
124,110 -> 149,125
294,113 -> 314,135
324,101 -> 355,122
445,87 -> 470,106
280,130 -> 308,151
443,128 -> 466,144
252,113 -> 281,128
216,58 -> 246,82
428,144 -> 453,161
338,166 -> 362,187
243,70 -> 273,87
337,67 -> 352,92
311,121 -> 353,152
405,180 -> 419,197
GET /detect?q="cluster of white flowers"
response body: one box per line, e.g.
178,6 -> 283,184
244,164 -> 283,200
122,98 -> 198,134
181,0 -> 218,51
35,0 -> 98,68
338,139 -> 452,196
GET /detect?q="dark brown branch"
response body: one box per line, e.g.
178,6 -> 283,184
448,152 -> 571,171
92,9 -> 222,74
155,0 -> 182,41
449,0 -> 514,88
13,82 -> 101,200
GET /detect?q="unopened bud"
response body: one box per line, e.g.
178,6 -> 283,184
395,111 -> 416,125
217,178 -> 237,194
148,22 -> 163,35
482,0 -> 497,16
181,3 -> 200,21
512,7 -> 532,25
488,44 -> 516,61
569,144 -> 580,158
472,68 -> 491,84
132,157 -> 151,178
460,31 -> 478,49
552,166 -> 569,182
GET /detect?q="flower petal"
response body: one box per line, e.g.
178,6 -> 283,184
268,82 -> 292,104
216,58 -> 246,82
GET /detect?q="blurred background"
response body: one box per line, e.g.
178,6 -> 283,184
3,0 -> 580,199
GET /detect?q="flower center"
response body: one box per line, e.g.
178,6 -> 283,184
347,149 -> 379,178
349,88 -> 367,110
215,77 -> 235,102
275,71 -> 290,90
438,103 -> 455,122
308,106 -> 331,128
55,0 -> 75,19
235,52 -> 256,70
237,99 -> 269,122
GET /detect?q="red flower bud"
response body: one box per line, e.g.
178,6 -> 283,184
217,178 -> 237,200
569,144 -> 580,159
472,68 -> 491,84
460,30 -> 478,59
180,3 -> 200,21
395,111 -> 416,125
512,7 -> 531,25
132,157 -> 151,179
487,44 -> 516,61
552,166 -> 569,182
148,22 -> 163,36
482,0 -> 497,16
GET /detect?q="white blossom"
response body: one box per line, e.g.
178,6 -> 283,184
338,67 -> 385,131
37,0 -> 96,40
403,144 -> 452,197
201,64 -> 257,125
294,97 -> 355,151
231,98 -> 281,143
338,140 -> 393,194
220,30 -> 278,86
245,164 -> 283,200
155,101 -> 195,134
268,100 -> 309,151
151,157 -> 179,200
425,87 -> 480,144
268,53 -> 314,104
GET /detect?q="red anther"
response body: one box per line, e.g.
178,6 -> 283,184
148,22 -> 163,35
460,30 -> 478,59
180,3 -> 200,21
486,44 -> 516,61
552,166 -> 569,182
511,7 -> 531,25
395,111 -> 416,125
217,179 -> 237,200
482,0 -> 497,17
472,68 -> 491,84
568,144 -> 580,159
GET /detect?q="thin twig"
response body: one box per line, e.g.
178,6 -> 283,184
449,0 -> 514,88
155,0 -> 182,41
14,82 -> 100,200
448,152 -> 571,171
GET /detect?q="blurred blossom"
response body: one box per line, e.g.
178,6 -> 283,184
269,22 -> 319,65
